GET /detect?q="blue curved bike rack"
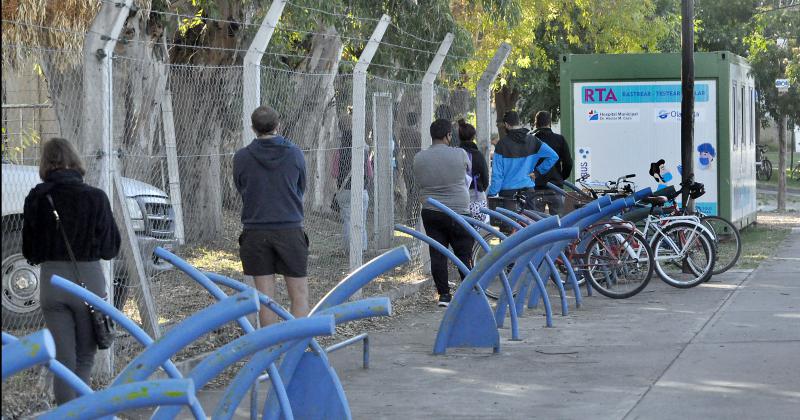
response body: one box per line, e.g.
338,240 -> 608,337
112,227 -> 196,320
38,379 -> 199,420
49,275 -> 183,378
2,329 -> 56,380
112,289 -> 261,386
263,247 -> 408,420
2,331 -> 93,397
424,198 -> 522,341
462,214 -> 555,328
433,224 -> 580,354
154,246 -> 405,420
151,316 -> 337,420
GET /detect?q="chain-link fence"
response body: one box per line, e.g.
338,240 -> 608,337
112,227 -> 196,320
1,17 -> 500,417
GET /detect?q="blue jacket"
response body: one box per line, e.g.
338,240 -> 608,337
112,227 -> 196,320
233,136 -> 306,230
487,128 -> 559,196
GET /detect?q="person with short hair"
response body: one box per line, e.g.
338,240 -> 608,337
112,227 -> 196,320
23,137 -> 121,404
531,111 -> 572,215
487,110 -> 559,210
413,119 -> 474,307
234,105 -> 309,326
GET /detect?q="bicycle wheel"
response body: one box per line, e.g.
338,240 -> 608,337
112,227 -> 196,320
651,222 -> 716,288
763,159 -> 773,181
701,215 -> 742,275
584,227 -> 654,299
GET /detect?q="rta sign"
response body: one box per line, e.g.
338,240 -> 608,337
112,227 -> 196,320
583,88 -> 618,103
775,79 -> 790,94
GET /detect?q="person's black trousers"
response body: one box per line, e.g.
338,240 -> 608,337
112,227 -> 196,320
421,209 -> 474,296
532,190 -> 564,215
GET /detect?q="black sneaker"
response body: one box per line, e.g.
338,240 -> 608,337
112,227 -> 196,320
437,294 -> 452,307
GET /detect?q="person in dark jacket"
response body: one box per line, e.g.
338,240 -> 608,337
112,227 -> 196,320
487,111 -> 559,210
531,111 -> 573,215
233,105 -> 308,326
457,119 -> 490,222
22,137 -> 121,405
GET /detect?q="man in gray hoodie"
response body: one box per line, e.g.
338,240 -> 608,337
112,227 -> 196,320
233,106 -> 308,326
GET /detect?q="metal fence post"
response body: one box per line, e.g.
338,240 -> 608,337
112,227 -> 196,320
476,43 -> 511,160
161,83 -> 185,245
420,33 -> 454,149
350,15 -> 391,272
241,0 -> 287,147
372,92 -> 394,249
111,172 -> 161,338
81,0 -> 132,379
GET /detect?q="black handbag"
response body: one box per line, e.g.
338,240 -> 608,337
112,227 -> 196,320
46,194 -> 116,350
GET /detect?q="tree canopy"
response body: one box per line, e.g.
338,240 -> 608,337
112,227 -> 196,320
2,0 -> 797,123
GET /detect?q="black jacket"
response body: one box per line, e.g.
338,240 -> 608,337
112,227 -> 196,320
460,141 -> 489,192
22,169 -> 121,265
532,127 -> 573,190
233,136 -> 306,230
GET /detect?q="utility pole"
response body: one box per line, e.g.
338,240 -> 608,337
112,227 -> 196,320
680,0 -> 695,210
776,38 -> 789,211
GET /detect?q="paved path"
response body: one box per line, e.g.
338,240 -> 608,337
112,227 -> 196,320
329,230 -> 800,419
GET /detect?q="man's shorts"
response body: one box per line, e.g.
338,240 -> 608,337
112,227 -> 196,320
239,228 -> 309,277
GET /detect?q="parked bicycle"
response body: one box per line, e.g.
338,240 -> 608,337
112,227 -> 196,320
756,144 -> 772,181
575,174 -> 717,289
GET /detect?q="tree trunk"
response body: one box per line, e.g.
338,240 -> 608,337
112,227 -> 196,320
494,84 -> 519,138
114,18 -> 167,187
171,66 -> 237,242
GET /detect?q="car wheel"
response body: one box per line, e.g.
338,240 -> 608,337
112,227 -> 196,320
2,229 -> 45,329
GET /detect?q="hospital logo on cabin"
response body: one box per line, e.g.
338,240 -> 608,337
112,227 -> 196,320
657,110 -> 670,120
586,109 -> 640,122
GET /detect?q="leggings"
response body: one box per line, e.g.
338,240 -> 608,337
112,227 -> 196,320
40,260 -> 106,404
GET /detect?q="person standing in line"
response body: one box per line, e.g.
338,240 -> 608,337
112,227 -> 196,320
413,119 -> 475,307
23,138 -> 121,404
335,119 -> 372,250
486,110 -> 559,210
233,106 -> 309,326
457,119 -> 490,222
531,111 -> 572,215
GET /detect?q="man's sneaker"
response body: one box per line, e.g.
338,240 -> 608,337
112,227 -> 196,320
437,294 -> 452,307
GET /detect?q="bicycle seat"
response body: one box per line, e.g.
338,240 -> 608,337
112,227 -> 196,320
641,196 -> 667,205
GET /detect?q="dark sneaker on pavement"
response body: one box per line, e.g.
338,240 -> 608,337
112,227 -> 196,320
437,294 -> 452,307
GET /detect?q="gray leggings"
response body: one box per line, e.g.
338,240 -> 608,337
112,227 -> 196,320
40,260 -> 106,404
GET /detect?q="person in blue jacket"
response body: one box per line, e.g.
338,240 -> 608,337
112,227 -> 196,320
487,110 -> 559,210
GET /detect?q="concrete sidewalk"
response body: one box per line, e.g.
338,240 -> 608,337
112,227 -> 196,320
329,230 -> 800,419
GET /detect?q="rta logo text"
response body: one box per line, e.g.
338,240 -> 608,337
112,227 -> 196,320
583,88 -> 618,103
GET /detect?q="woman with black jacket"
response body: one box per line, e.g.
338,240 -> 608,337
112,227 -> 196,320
22,138 -> 121,404
457,119 -> 490,222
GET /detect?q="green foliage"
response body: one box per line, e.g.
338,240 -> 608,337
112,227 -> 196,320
745,2 -> 800,126
453,0 -> 670,121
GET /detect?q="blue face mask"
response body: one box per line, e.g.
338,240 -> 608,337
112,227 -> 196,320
661,171 -> 673,183
699,157 -> 710,166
